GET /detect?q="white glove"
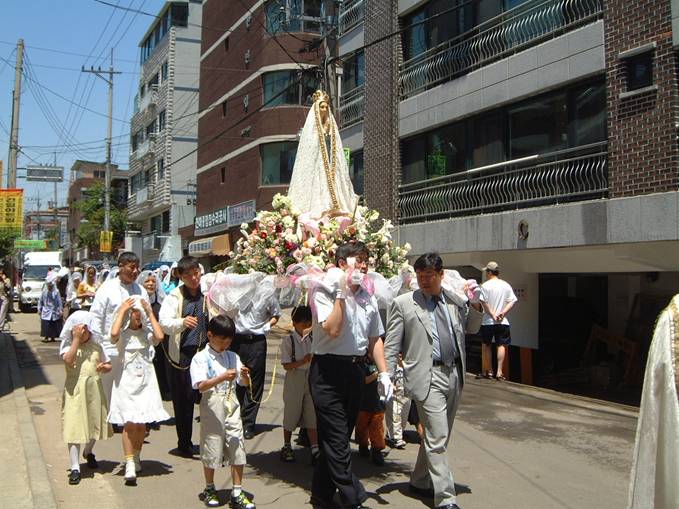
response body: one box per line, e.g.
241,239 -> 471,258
377,372 -> 394,403
324,267 -> 347,299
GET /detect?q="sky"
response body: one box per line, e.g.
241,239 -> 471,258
0,0 -> 167,211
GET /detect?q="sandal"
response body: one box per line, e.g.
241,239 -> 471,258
475,372 -> 494,380
496,375 -> 507,381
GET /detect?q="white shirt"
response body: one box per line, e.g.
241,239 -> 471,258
235,296 -> 282,335
190,346 -> 246,391
312,288 -> 384,356
280,330 -> 313,370
89,277 -> 150,357
480,277 -> 517,326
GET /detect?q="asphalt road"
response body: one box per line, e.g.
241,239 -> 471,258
9,310 -> 638,509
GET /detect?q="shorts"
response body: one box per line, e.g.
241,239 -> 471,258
200,389 -> 246,468
480,324 -> 511,346
283,368 -> 316,431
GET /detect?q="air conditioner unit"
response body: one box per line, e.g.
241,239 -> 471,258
244,49 -> 251,65
243,94 -> 249,112
245,15 -> 253,30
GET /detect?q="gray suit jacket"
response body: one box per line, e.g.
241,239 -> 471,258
384,289 -> 482,401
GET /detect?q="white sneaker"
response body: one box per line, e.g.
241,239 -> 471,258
134,454 -> 142,473
124,461 -> 136,483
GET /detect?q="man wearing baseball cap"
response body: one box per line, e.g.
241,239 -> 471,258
478,262 -> 517,380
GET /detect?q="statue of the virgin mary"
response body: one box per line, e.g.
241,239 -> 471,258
287,90 -> 359,218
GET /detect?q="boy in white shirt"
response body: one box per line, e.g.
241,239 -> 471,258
190,315 -> 255,509
279,306 -> 319,465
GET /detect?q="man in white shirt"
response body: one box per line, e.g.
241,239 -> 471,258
309,241 -> 392,509
478,261 -> 517,381
89,252 -> 149,405
232,294 -> 281,439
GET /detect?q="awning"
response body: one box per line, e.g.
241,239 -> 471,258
188,234 -> 231,257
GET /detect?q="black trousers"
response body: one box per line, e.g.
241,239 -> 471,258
169,346 -> 198,450
309,355 -> 366,506
232,334 -> 267,432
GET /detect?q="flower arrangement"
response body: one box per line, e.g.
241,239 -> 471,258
229,194 -> 411,277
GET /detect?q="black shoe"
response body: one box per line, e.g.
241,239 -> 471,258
170,446 -> 195,458
408,484 -> 434,498
243,429 -> 255,440
358,445 -> 370,457
68,469 -> 81,485
436,505 -> 461,509
84,453 -> 98,469
371,448 -> 385,466
351,505 -> 373,509
309,495 -> 333,509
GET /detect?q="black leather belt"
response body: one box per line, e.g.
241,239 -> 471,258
317,353 -> 367,364
235,333 -> 266,341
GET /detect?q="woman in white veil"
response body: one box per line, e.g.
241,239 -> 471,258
287,90 -> 358,218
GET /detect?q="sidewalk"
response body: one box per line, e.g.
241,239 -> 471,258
0,330 -> 57,509
4,309 -> 639,509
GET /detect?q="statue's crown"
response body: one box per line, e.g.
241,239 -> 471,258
312,90 -> 330,104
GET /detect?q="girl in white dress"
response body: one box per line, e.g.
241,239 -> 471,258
108,296 -> 169,485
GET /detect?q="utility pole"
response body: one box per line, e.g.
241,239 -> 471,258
8,39 -> 24,189
82,49 -> 121,258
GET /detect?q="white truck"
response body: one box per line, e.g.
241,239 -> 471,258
19,251 -> 62,312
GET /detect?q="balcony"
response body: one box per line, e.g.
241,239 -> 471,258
339,85 -> 365,129
132,136 -> 156,160
399,0 -> 604,99
398,142 -> 607,224
338,0 -> 364,35
127,184 -> 157,219
138,85 -> 159,113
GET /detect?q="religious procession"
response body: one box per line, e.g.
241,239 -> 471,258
5,86 -> 675,509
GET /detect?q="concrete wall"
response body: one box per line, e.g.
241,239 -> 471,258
399,21 -> 605,138
338,24 -> 364,56
399,191 -> 679,257
340,122 -> 364,152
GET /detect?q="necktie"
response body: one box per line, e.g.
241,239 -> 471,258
434,295 -> 458,366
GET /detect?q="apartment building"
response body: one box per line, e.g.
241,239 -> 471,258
337,0 -> 679,403
189,0 -> 338,264
65,160 -> 128,264
127,1 -> 202,264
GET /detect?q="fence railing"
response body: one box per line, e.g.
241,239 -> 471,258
338,0 -> 364,35
339,84 -> 365,129
398,142 -> 608,223
399,0 -> 603,99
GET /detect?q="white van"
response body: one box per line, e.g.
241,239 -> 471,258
20,251 -> 62,312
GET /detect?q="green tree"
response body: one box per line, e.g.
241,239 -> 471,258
76,183 -> 127,253
0,228 -> 19,261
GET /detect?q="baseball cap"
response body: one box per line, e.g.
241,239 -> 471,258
483,261 -> 499,271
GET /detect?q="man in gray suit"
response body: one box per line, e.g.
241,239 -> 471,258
385,253 -> 482,509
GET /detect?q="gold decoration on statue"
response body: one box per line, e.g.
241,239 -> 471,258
312,90 -> 340,212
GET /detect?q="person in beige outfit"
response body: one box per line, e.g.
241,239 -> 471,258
385,253 -> 482,509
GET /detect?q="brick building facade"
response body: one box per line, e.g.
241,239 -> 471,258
605,0 -> 679,197
191,0 -> 335,260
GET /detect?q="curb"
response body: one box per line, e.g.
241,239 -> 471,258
4,332 -> 58,509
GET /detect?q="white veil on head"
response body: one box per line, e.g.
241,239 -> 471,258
137,270 -> 166,304
286,90 -> 358,217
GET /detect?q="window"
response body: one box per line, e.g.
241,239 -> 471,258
171,3 -> 188,27
224,37 -> 229,52
151,215 -> 161,234
342,51 -> 365,93
143,170 -> 150,186
509,93 -> 567,159
132,131 -> 143,152
626,53 -> 653,91
139,84 -> 146,98
348,150 -> 364,195
148,73 -> 159,88
130,172 -> 143,194
157,158 -> 165,181
221,101 -> 227,117
146,120 -> 157,138
261,141 -> 298,185
263,71 -> 319,106
220,167 -> 226,184
161,61 -> 168,82
158,110 -> 166,132
266,0 -> 334,34
400,80 -> 606,183
162,210 -> 171,233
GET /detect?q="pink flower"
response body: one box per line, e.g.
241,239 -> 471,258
293,249 -> 303,261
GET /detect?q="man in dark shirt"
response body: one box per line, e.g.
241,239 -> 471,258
159,256 -> 208,457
